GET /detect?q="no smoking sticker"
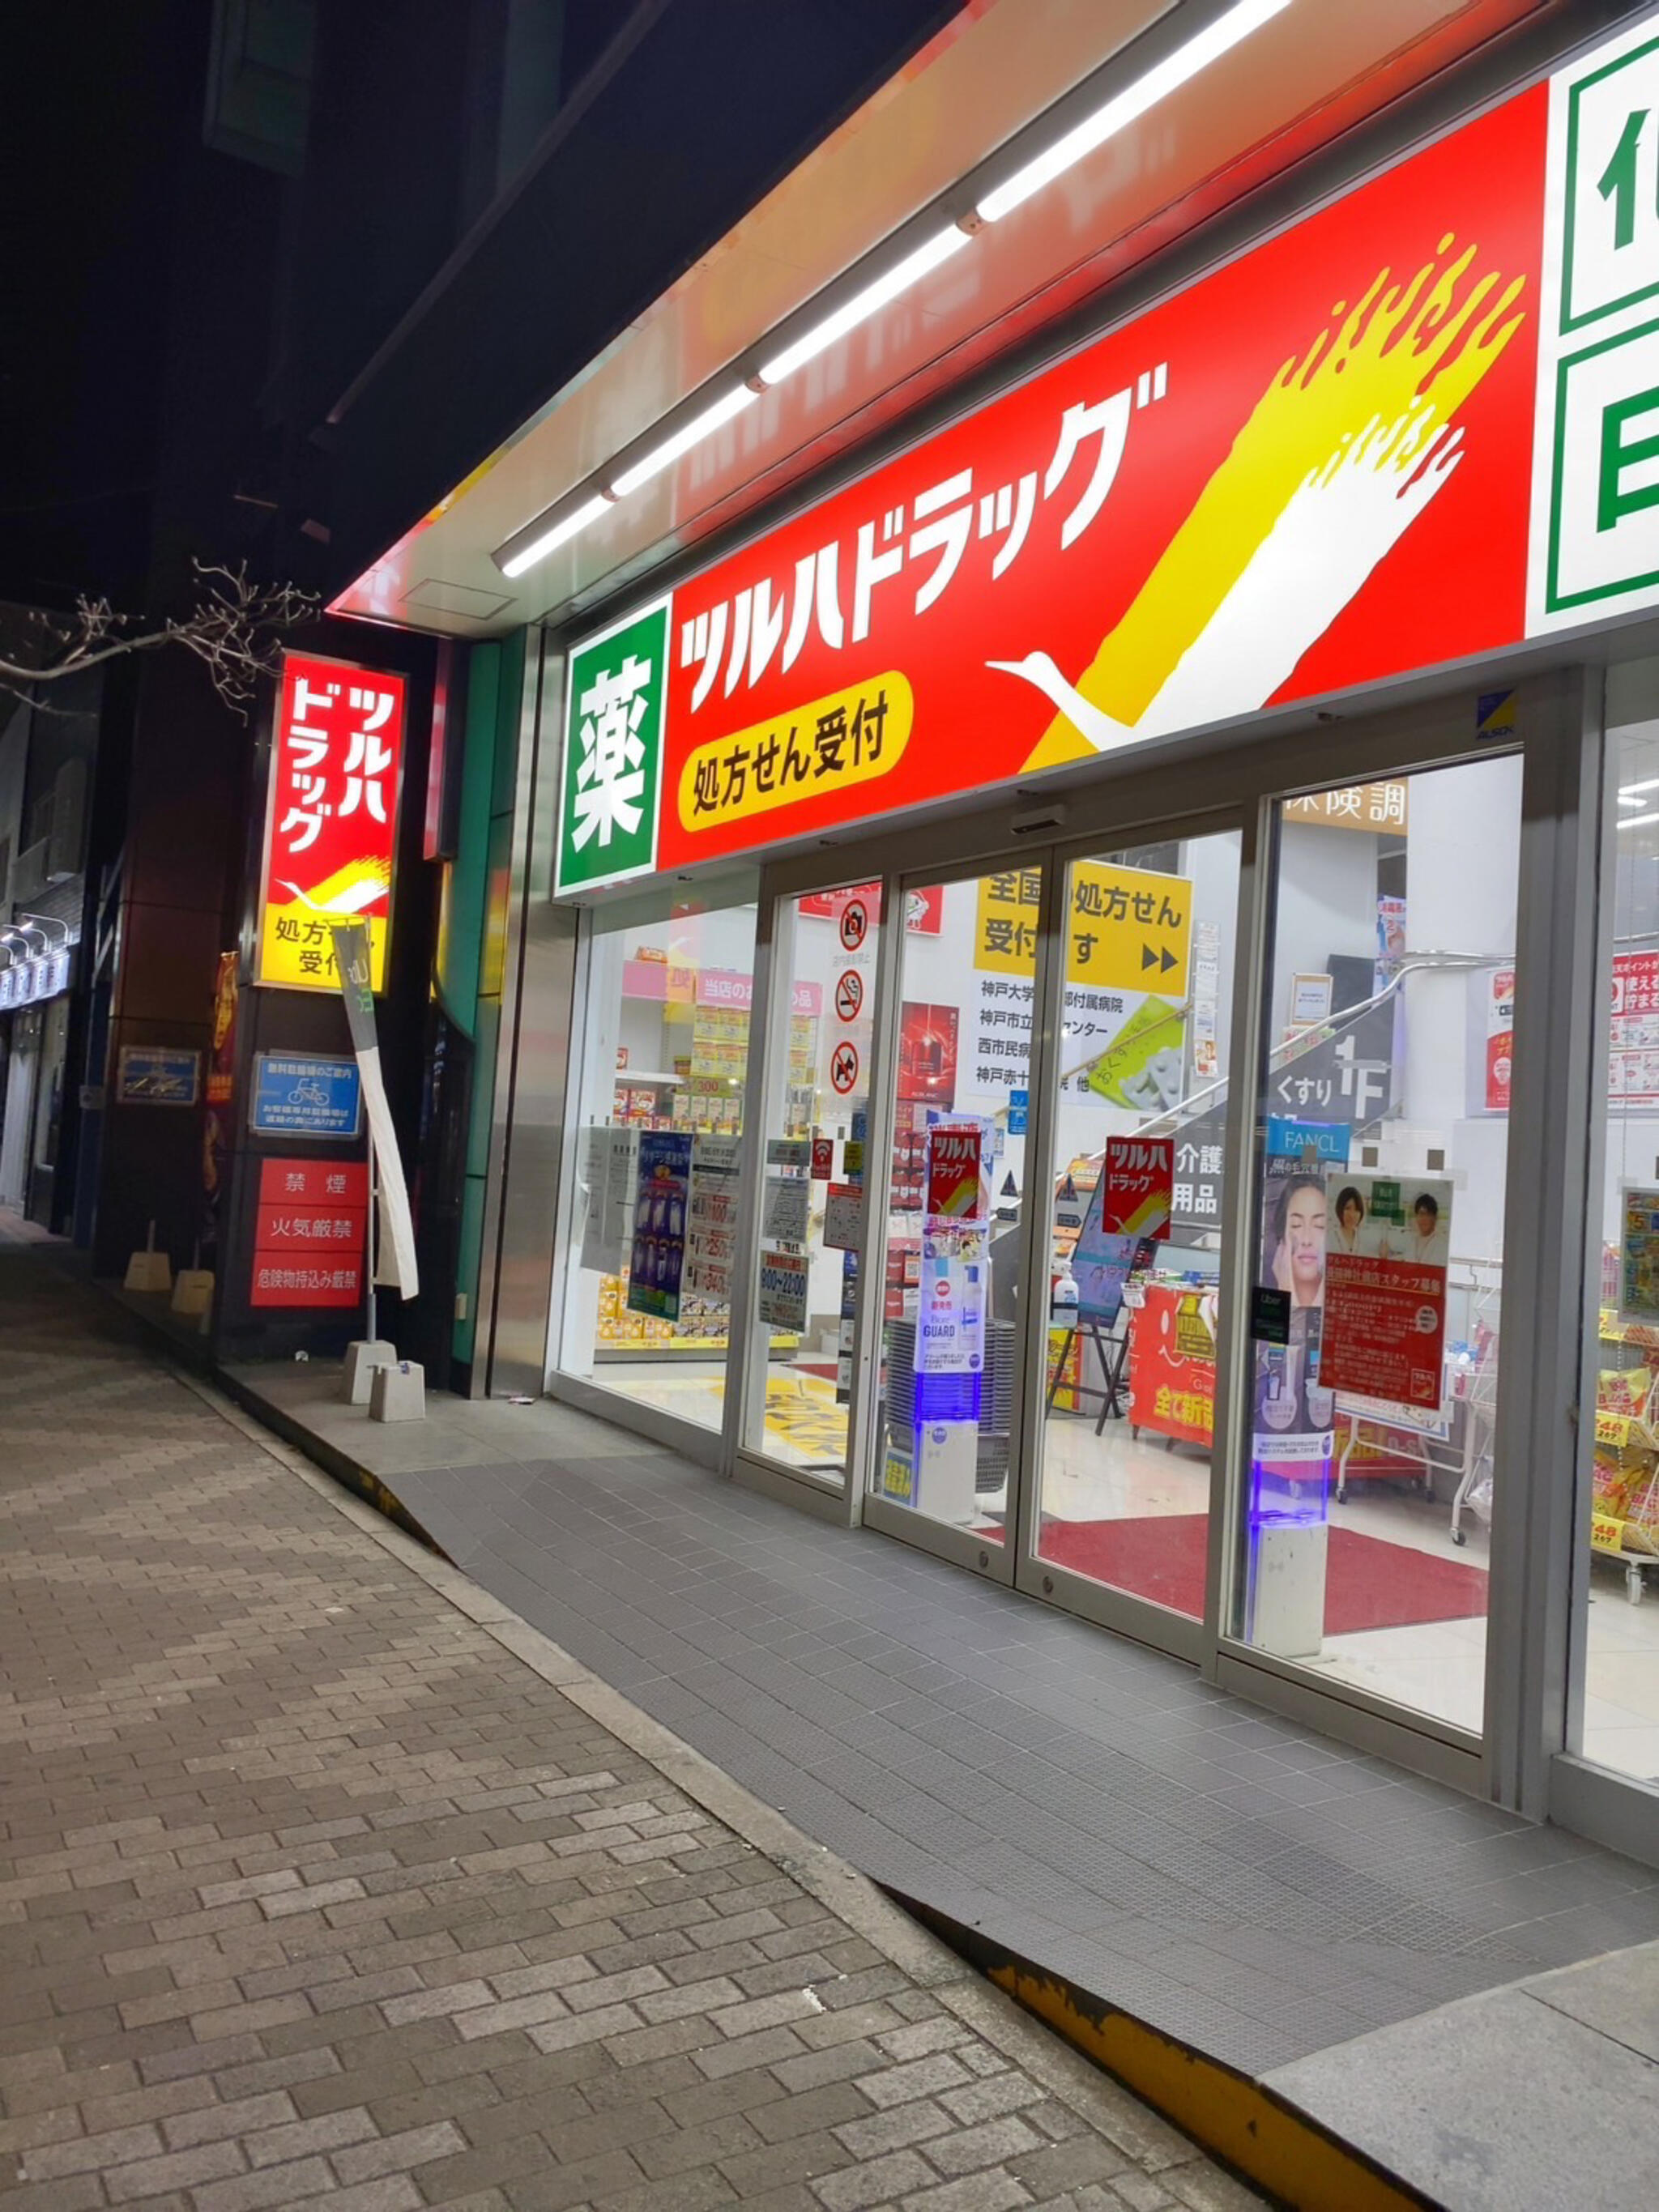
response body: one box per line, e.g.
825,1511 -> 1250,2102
834,969 -> 864,1023
831,1039 -> 860,1095
839,901 -> 868,952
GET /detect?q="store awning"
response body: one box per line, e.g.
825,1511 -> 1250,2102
329,0 -> 1561,645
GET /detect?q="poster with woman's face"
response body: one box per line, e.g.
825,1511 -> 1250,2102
1252,1122 -> 1350,1469
1264,1175 -> 1328,1306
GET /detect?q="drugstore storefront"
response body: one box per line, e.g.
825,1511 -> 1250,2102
509,19 -> 1659,1860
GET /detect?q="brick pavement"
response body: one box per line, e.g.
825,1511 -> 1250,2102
0,1252 -> 1260,2212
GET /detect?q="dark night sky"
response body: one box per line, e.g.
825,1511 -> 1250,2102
3,4 -> 207,607
4,1 -> 970,619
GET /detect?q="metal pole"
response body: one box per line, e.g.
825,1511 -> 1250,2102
365,1127 -> 378,1346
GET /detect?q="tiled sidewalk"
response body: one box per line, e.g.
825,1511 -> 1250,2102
0,1254 -> 1256,2212
238,1366 -> 1659,2081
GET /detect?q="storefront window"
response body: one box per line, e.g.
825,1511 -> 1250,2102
870,868 -> 1032,1535
1232,758 -> 1520,1737
1584,663 -> 1659,1785
1035,833 -> 1239,1620
556,890 -> 758,1432
740,884 -> 883,1483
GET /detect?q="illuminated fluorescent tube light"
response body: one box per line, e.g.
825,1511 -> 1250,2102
975,0 -> 1293,223
1618,810 -> 1659,830
499,492 -> 612,579
610,386 -> 757,499
757,225 -> 971,387
1620,778 -> 1659,797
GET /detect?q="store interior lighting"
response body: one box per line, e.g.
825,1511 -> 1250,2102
493,0 -> 1294,578
1618,810 -> 1659,831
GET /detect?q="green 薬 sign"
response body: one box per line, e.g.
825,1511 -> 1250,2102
555,599 -> 670,893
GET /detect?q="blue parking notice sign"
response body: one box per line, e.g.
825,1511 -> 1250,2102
250,1054 -> 362,1140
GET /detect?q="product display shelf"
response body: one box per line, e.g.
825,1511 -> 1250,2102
1592,1304 -> 1659,1600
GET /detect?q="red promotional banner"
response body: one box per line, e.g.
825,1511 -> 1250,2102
250,1157 -> 369,1310
1320,1174 -> 1452,1407
798,882 -> 941,934
1129,1285 -> 1215,1447
1102,1136 -> 1174,1240
644,92 -> 1543,876
258,654 -> 407,992
927,1125 -> 983,1222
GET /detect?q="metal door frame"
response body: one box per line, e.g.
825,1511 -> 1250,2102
727,868 -> 902,1528
732,679 -> 1560,1791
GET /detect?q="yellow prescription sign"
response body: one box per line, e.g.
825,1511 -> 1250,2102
974,862 -> 1191,995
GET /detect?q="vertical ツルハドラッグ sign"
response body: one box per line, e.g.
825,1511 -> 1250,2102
258,654 -> 406,991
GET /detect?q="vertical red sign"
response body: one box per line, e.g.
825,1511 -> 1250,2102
249,1157 -> 369,1309
258,653 -> 407,993
1102,1136 -> 1174,1239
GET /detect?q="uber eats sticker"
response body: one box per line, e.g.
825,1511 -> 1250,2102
556,599 -> 669,893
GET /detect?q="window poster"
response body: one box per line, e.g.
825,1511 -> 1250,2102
1192,920 -> 1222,1081
1610,950 -> 1659,1109
1252,1119 -> 1350,1472
1102,1135 -> 1173,1239
757,1248 -> 808,1332
1486,966 -> 1515,1111
1320,1172 -> 1452,1409
685,1133 -> 740,1301
581,1125 -> 638,1276
627,1131 -> 692,1319
917,1120 -> 988,1374
1071,1170 -> 1138,1328
1618,1185 -> 1659,1323
1376,895 -> 1407,992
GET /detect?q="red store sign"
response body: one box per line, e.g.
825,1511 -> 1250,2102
258,654 -> 407,993
560,18 -> 1659,893
250,1157 -> 369,1310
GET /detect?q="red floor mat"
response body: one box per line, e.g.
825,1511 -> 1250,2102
1034,1513 -> 1488,1634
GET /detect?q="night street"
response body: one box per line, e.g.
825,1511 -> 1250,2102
0,1243 -> 1250,2212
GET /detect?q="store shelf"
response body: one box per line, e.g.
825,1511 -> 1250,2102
596,1338 -> 800,1361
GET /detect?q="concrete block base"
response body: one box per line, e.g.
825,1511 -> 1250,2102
124,1250 -> 173,1294
342,1339 -> 397,1405
370,1360 -> 426,1423
170,1269 -> 214,1319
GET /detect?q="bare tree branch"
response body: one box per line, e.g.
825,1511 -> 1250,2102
0,560 -> 318,719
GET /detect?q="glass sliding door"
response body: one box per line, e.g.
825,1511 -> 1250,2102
867,865 -> 1041,1558
555,886 -> 758,1434
1229,759 -> 1520,1739
740,883 -> 883,1485
1030,829 -> 1239,1635
1576,661 -> 1659,1788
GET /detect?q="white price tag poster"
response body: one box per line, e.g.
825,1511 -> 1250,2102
757,1249 -> 809,1332
824,1183 -> 864,1251
686,1135 -> 740,1301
